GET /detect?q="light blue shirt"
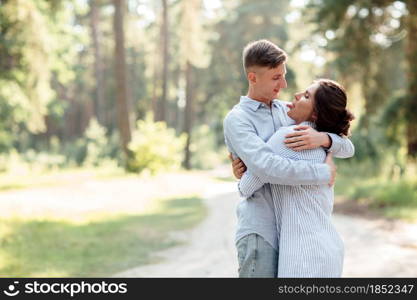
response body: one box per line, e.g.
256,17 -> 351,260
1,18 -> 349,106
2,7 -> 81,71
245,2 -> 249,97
223,96 -> 354,250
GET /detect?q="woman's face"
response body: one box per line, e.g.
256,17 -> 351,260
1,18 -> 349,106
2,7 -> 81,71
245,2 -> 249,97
287,82 -> 319,124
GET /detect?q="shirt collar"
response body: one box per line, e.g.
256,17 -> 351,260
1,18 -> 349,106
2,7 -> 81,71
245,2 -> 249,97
300,121 -> 316,128
240,96 -> 281,111
239,96 -> 263,111
271,99 -> 281,108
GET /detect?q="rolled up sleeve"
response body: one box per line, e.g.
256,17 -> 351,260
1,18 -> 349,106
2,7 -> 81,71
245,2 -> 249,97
327,133 -> 355,158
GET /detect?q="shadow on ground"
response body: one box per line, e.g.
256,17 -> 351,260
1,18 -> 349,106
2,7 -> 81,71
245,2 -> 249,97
0,196 -> 207,277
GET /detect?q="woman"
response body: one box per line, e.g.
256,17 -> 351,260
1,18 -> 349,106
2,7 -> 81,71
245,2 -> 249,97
238,78 -> 354,277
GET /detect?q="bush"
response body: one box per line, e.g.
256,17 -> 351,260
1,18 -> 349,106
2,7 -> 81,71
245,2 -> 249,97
0,149 -> 66,174
23,149 -> 66,170
62,138 -> 87,166
190,124 -> 229,170
349,179 -> 417,208
372,180 -> 417,208
61,119 -> 120,167
84,118 -> 111,167
128,116 -> 186,175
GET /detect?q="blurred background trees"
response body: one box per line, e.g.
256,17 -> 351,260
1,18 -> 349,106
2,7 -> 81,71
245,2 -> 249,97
0,0 -> 416,210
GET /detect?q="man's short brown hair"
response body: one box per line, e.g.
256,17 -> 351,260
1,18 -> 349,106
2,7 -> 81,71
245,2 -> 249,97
242,39 -> 287,74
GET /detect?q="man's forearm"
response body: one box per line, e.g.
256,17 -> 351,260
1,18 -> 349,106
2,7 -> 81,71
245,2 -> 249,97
322,133 -> 332,149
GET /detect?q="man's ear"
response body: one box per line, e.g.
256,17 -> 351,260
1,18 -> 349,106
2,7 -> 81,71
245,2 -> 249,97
247,72 -> 256,84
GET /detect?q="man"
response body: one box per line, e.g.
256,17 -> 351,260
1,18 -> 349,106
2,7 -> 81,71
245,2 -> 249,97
223,39 -> 353,277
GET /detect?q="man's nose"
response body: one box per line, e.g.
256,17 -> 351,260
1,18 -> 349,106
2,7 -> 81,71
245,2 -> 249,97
280,78 -> 287,89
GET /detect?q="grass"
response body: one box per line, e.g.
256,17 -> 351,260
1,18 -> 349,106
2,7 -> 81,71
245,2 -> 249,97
0,195 -> 207,277
335,169 -> 417,222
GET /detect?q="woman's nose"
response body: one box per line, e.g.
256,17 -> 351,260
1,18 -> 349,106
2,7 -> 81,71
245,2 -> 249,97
294,93 -> 301,101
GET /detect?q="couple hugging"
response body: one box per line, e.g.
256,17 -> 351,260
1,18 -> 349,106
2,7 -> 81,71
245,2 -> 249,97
223,39 -> 355,278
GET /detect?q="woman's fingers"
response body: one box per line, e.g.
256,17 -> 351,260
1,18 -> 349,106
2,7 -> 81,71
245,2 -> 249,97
286,141 -> 306,149
293,125 -> 310,131
284,137 -> 303,144
284,132 -> 307,142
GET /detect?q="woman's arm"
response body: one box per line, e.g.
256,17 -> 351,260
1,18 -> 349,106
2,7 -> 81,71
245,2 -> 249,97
238,125 -> 330,197
238,171 -> 264,198
223,113 -> 331,186
237,126 -> 296,198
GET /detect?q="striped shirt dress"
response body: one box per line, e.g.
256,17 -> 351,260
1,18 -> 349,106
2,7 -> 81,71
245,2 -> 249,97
239,123 -> 344,277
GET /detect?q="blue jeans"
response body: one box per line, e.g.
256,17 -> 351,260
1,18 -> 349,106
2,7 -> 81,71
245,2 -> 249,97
236,233 -> 278,278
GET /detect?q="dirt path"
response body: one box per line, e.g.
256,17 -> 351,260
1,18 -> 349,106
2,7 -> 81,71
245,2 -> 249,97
2,169 -> 416,277
114,181 -> 239,277
115,181 -> 417,278
0,171 -> 220,220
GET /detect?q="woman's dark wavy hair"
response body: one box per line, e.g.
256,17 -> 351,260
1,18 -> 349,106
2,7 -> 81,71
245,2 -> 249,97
313,79 -> 355,137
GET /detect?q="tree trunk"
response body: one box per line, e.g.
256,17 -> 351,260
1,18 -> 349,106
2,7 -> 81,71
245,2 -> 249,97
113,0 -> 132,158
155,0 -> 169,123
90,0 -> 104,124
152,57 -> 159,121
406,0 -> 417,158
183,61 -> 194,169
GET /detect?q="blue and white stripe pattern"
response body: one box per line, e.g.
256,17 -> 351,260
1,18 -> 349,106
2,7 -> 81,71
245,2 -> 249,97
223,96 -> 354,276
239,122 -> 345,277
224,97 -> 333,251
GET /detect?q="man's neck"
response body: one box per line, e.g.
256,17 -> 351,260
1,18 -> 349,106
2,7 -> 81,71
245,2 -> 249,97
247,89 -> 272,107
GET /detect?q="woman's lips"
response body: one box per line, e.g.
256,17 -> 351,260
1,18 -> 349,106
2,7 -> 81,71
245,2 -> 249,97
287,103 -> 295,110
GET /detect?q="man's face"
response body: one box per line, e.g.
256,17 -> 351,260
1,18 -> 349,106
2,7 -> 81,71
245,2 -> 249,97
287,82 -> 319,123
249,63 -> 287,101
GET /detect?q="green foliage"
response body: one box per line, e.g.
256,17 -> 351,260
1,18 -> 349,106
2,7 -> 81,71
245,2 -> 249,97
335,160 -> 417,221
349,128 -> 381,164
0,80 -> 31,152
350,179 -> 417,208
379,92 -> 407,145
189,124 -> 228,170
0,149 -> 66,175
0,0 -> 60,133
128,115 -> 186,175
60,120 -> 121,167
61,139 -> 88,167
83,118 -> 110,167
23,149 -> 66,170
202,0 -> 293,128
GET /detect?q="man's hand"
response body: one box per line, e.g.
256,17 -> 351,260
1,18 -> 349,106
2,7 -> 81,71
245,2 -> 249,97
325,152 -> 336,187
228,153 -> 247,179
284,125 -> 331,151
